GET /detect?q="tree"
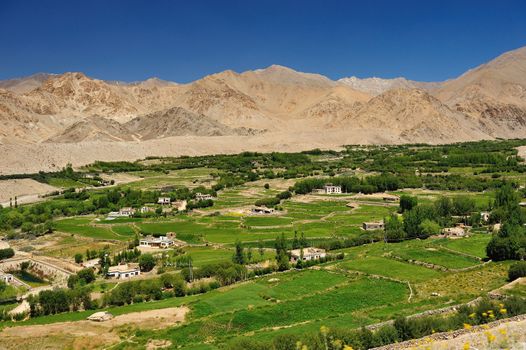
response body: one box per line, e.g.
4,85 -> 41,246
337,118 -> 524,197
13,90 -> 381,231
403,205 -> 437,238
274,233 -> 289,271
138,254 -> 156,272
399,195 -> 417,213
232,239 -> 246,265
384,214 -> 405,241
419,219 -> 441,237
0,248 -> 14,260
292,231 -> 300,249
452,196 -> 475,216
258,240 -> 265,257
264,183 -> 270,189
77,268 -> 96,284
74,253 -> 83,264
434,196 -> 453,218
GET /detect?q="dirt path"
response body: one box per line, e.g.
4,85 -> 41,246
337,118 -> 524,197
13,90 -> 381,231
0,306 -> 189,350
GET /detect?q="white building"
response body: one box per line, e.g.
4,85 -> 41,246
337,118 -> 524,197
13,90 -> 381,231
107,264 -> 140,279
290,248 -> 326,263
140,206 -> 155,214
195,193 -> 214,201
0,273 -> 14,284
324,184 -> 342,194
442,227 -> 466,237
106,207 -> 135,219
480,211 -> 490,223
252,206 -> 275,214
158,197 -> 171,205
139,235 -> 174,249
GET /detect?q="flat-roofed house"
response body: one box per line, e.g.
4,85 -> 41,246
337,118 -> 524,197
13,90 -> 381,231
290,247 -> 326,263
0,273 -> 14,284
362,221 -> 385,231
139,235 -> 174,249
158,197 -> 171,205
119,207 -> 135,216
324,184 -> 342,194
107,264 -> 140,279
252,206 -> 275,214
195,193 -> 214,201
442,227 -> 466,237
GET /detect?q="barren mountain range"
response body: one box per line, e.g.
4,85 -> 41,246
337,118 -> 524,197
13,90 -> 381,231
0,46 -> 525,173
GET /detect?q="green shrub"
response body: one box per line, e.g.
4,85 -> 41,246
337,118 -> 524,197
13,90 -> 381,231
508,261 -> 526,281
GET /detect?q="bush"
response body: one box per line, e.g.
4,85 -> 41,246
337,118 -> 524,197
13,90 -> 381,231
138,254 -> 156,272
0,248 -> 14,260
508,261 -> 526,281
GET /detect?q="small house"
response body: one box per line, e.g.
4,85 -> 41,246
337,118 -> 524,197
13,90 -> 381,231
0,273 -> 14,284
107,264 -> 140,279
362,221 -> 384,231
324,184 -> 342,194
140,206 -> 155,214
119,207 -> 135,216
195,193 -> 214,201
442,227 -> 466,237
252,206 -> 275,214
158,197 -> 171,205
290,248 -> 326,263
139,235 -> 175,249
480,211 -> 490,223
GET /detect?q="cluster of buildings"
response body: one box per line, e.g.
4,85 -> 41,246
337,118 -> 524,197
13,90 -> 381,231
106,197 -> 193,219
139,235 -> 178,249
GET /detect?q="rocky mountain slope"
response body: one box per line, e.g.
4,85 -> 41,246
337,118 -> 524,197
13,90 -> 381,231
1,46 -> 525,148
338,76 -> 440,95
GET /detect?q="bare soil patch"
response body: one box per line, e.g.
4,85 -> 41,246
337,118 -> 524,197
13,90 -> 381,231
0,179 -> 59,204
0,306 -> 189,350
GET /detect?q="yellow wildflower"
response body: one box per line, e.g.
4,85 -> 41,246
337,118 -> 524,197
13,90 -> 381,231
500,308 -> 507,314
320,325 -> 329,335
485,331 -> 496,343
463,323 -> 472,330
482,312 -> 488,317
343,346 -> 354,350
499,328 -> 507,336
463,342 -> 470,350
468,313 -> 476,319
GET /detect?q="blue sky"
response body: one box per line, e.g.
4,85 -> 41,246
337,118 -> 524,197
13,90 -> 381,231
0,0 -> 525,83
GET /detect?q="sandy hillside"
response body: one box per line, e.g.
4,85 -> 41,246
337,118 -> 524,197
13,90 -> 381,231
0,306 -> 189,350
1,46 -> 526,174
0,179 -> 59,203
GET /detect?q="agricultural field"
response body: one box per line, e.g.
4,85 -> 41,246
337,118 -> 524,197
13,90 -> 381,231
1,140 -> 526,349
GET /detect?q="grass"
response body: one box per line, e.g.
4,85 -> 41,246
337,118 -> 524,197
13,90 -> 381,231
146,276 -> 408,347
435,234 -> 492,258
338,256 -> 443,283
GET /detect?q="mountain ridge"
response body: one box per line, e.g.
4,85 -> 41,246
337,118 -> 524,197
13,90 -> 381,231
0,46 -> 525,147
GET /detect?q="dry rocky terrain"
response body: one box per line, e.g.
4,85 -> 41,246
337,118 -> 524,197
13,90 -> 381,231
1,46 -> 526,174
